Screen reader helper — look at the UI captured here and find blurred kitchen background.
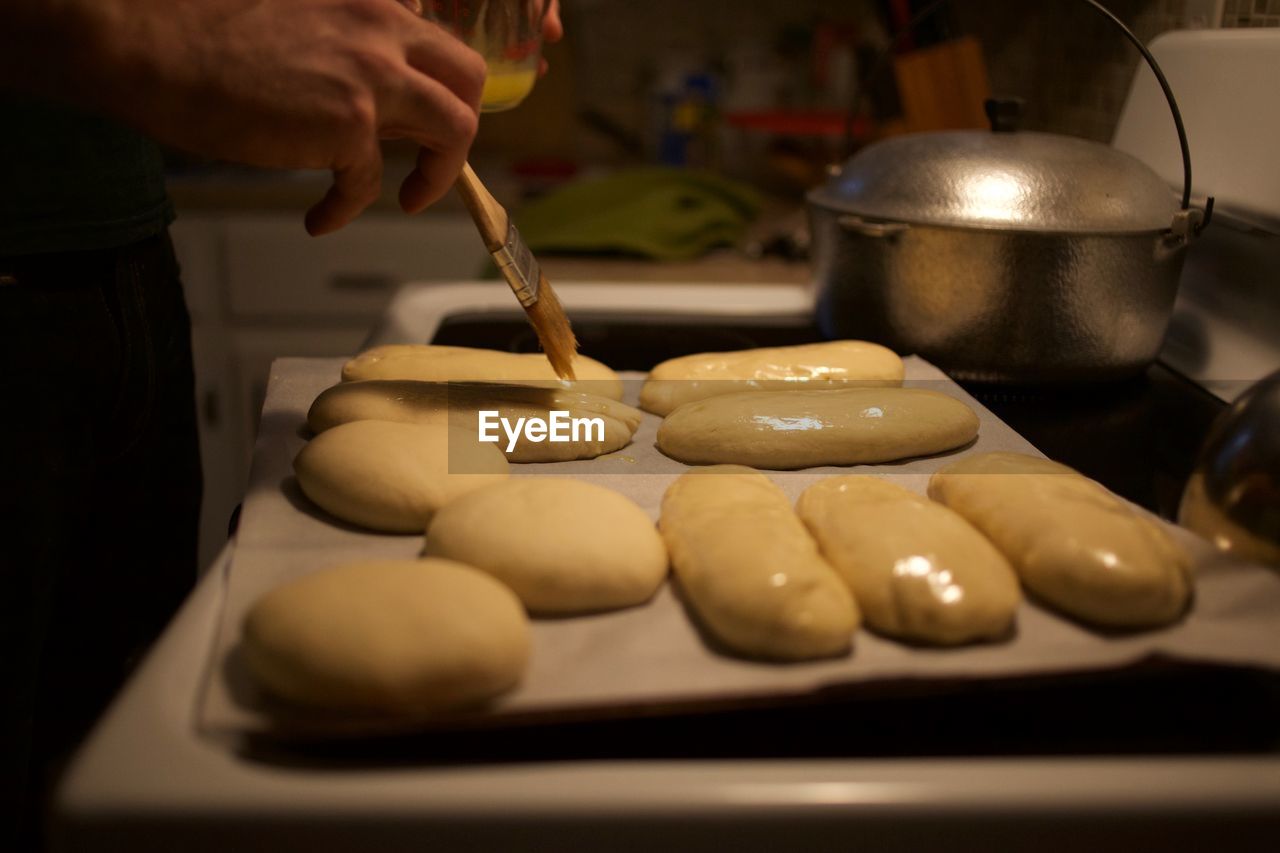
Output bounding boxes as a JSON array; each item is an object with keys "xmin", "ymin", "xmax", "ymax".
[{"xmin": 167, "ymin": 0, "xmax": 1276, "ymax": 571}]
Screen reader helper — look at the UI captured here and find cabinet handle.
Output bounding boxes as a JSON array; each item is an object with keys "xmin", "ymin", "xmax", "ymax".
[
  {"xmin": 328, "ymin": 273, "xmax": 396, "ymax": 291},
  {"xmin": 202, "ymin": 388, "xmax": 220, "ymax": 428}
]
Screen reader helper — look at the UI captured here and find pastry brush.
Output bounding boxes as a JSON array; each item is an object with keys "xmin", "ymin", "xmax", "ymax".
[{"xmin": 454, "ymin": 163, "xmax": 578, "ymax": 379}]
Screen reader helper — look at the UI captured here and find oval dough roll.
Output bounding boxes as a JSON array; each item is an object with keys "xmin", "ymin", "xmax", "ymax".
[
  {"xmin": 242, "ymin": 559, "xmax": 529, "ymax": 713},
  {"xmin": 343, "ymin": 344, "xmax": 624, "ymax": 401},
  {"xmin": 659, "ymin": 465, "xmax": 859, "ymax": 660},
  {"xmin": 424, "ymin": 478, "xmax": 668, "ymax": 613},
  {"xmin": 307, "ymin": 380, "xmax": 642, "ymax": 463},
  {"xmin": 657, "ymin": 388, "xmax": 978, "ymax": 470},
  {"xmin": 797, "ymin": 476, "xmax": 1020, "ymax": 645},
  {"xmin": 928, "ymin": 452, "xmax": 1191, "ymax": 628},
  {"xmin": 641, "ymin": 340, "xmax": 904, "ymax": 416},
  {"xmin": 293, "ymin": 420, "xmax": 508, "ymax": 532}
]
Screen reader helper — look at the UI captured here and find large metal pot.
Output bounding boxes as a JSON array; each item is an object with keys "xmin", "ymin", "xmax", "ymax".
[{"xmin": 809, "ymin": 120, "xmax": 1204, "ymax": 382}]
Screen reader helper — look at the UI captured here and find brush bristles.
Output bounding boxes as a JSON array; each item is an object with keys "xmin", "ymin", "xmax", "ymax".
[{"xmin": 525, "ymin": 274, "xmax": 578, "ymax": 379}]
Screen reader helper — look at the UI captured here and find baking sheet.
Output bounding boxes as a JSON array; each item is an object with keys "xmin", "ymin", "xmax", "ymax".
[{"xmin": 198, "ymin": 357, "xmax": 1280, "ymax": 737}]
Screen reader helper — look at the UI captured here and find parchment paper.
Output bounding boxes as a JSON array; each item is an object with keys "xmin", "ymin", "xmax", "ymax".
[{"xmin": 198, "ymin": 357, "xmax": 1280, "ymax": 737}]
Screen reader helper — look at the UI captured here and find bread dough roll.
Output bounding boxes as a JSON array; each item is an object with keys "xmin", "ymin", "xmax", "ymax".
[
  {"xmin": 424, "ymin": 478, "xmax": 668, "ymax": 613},
  {"xmin": 307, "ymin": 380, "xmax": 642, "ymax": 463},
  {"xmin": 641, "ymin": 340, "xmax": 904, "ymax": 416},
  {"xmin": 797, "ymin": 476, "xmax": 1020, "ymax": 645},
  {"xmin": 242, "ymin": 559, "xmax": 529, "ymax": 713},
  {"xmin": 657, "ymin": 388, "xmax": 978, "ymax": 470},
  {"xmin": 343, "ymin": 344, "xmax": 624, "ymax": 401},
  {"xmin": 659, "ymin": 465, "xmax": 859, "ymax": 660},
  {"xmin": 293, "ymin": 420, "xmax": 508, "ymax": 532},
  {"xmin": 928, "ymin": 452, "xmax": 1192, "ymax": 628}
]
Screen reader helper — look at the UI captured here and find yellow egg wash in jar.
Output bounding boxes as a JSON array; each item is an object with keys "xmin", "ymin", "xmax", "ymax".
[{"xmin": 422, "ymin": 0, "xmax": 547, "ymax": 112}]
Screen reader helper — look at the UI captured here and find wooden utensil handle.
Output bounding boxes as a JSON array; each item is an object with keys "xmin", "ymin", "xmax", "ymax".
[{"xmin": 454, "ymin": 163, "xmax": 508, "ymax": 253}]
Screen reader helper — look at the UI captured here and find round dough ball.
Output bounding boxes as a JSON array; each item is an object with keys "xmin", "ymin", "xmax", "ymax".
[
  {"xmin": 294, "ymin": 420, "xmax": 508, "ymax": 532},
  {"xmin": 241, "ymin": 559, "xmax": 529, "ymax": 713},
  {"xmin": 424, "ymin": 478, "xmax": 669, "ymax": 614}
]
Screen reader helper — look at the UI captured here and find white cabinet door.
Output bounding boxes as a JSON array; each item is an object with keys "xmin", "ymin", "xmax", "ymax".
[
  {"xmin": 224, "ymin": 214, "xmax": 488, "ymax": 321},
  {"xmin": 229, "ymin": 327, "xmax": 370, "ymax": 458},
  {"xmin": 189, "ymin": 326, "xmax": 245, "ymax": 573},
  {"xmin": 169, "ymin": 215, "xmax": 226, "ymax": 325}
]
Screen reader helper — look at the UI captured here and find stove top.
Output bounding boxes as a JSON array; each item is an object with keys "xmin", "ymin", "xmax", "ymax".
[
  {"xmin": 364, "ymin": 281, "xmax": 1273, "ymax": 759},
  {"xmin": 431, "ymin": 313, "xmax": 1226, "ymax": 520}
]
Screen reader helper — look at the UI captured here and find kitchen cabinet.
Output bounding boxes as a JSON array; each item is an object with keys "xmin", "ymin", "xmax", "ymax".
[{"xmin": 169, "ymin": 211, "xmax": 489, "ymax": 571}]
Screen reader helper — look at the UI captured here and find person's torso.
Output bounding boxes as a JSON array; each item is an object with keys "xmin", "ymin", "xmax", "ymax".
[{"xmin": 0, "ymin": 93, "xmax": 173, "ymax": 257}]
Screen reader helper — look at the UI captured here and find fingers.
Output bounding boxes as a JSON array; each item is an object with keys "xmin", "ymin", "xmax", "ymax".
[
  {"xmin": 303, "ymin": 2, "xmax": 489, "ymax": 231},
  {"xmin": 307, "ymin": 10, "xmax": 482, "ymax": 232},
  {"xmin": 380, "ymin": 69, "xmax": 477, "ymax": 214},
  {"xmin": 543, "ymin": 0, "xmax": 564, "ymax": 44},
  {"xmin": 398, "ymin": 134, "xmax": 469, "ymax": 214},
  {"xmin": 306, "ymin": 135, "xmax": 385, "ymax": 236},
  {"xmin": 404, "ymin": 23, "xmax": 487, "ymax": 113},
  {"xmin": 538, "ymin": 1, "xmax": 562, "ymax": 77}
]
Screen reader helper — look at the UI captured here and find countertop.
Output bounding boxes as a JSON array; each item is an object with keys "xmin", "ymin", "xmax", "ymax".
[{"xmin": 165, "ymin": 162, "xmax": 813, "ymax": 287}]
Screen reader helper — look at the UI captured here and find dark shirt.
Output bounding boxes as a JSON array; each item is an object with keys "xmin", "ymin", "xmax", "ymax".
[{"xmin": 0, "ymin": 93, "xmax": 173, "ymax": 256}]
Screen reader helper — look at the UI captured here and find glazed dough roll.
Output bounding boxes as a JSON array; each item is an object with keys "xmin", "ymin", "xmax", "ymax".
[
  {"xmin": 659, "ymin": 465, "xmax": 859, "ymax": 660},
  {"xmin": 242, "ymin": 558, "xmax": 529, "ymax": 713},
  {"xmin": 307, "ymin": 380, "xmax": 643, "ymax": 463},
  {"xmin": 293, "ymin": 420, "xmax": 508, "ymax": 532},
  {"xmin": 343, "ymin": 344, "xmax": 624, "ymax": 401},
  {"xmin": 657, "ymin": 388, "xmax": 978, "ymax": 470},
  {"xmin": 640, "ymin": 340, "xmax": 904, "ymax": 416},
  {"xmin": 797, "ymin": 476, "xmax": 1020, "ymax": 645},
  {"xmin": 928, "ymin": 452, "xmax": 1191, "ymax": 628}
]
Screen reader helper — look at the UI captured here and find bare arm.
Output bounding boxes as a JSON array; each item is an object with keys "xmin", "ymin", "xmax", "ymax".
[{"xmin": 0, "ymin": 0, "xmax": 490, "ymax": 234}]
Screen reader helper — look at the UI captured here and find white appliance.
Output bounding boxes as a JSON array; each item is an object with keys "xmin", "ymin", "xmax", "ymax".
[
  {"xmin": 1114, "ymin": 28, "xmax": 1280, "ymax": 401},
  {"xmin": 53, "ymin": 282, "xmax": 1280, "ymax": 852}
]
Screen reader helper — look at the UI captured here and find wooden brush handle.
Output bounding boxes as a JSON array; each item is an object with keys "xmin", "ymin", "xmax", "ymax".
[{"xmin": 454, "ymin": 163, "xmax": 509, "ymax": 253}]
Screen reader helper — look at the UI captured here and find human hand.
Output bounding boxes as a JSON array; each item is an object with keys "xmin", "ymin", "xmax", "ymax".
[
  {"xmin": 81, "ymin": 0, "xmax": 488, "ymax": 234},
  {"xmin": 397, "ymin": 0, "xmax": 564, "ymax": 213},
  {"xmin": 542, "ymin": 0, "xmax": 565, "ymax": 73}
]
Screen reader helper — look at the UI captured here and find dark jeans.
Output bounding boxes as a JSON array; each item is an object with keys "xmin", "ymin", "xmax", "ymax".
[{"xmin": 0, "ymin": 231, "xmax": 202, "ymax": 850}]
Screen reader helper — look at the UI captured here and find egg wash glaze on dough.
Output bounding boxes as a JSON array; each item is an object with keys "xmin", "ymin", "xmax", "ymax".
[{"xmin": 477, "ymin": 411, "xmax": 606, "ymax": 453}]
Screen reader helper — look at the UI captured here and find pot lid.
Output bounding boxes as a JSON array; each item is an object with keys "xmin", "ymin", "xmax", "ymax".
[{"xmin": 809, "ymin": 130, "xmax": 1181, "ymax": 234}]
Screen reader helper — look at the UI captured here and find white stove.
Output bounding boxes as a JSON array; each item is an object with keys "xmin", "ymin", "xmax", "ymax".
[{"xmin": 54, "ymin": 279, "xmax": 1280, "ymax": 852}]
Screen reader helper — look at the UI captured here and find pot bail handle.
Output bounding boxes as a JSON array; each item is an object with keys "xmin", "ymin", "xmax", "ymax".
[
  {"xmin": 1080, "ymin": 0, "xmax": 1212, "ymax": 236},
  {"xmin": 847, "ymin": 0, "xmax": 1214, "ymax": 236}
]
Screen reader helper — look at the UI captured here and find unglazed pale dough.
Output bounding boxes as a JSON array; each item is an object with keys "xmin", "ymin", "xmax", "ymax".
[
  {"xmin": 640, "ymin": 340, "xmax": 905, "ymax": 416},
  {"xmin": 293, "ymin": 420, "xmax": 508, "ymax": 532},
  {"xmin": 342, "ymin": 344, "xmax": 624, "ymax": 401},
  {"xmin": 658, "ymin": 465, "xmax": 859, "ymax": 660},
  {"xmin": 928, "ymin": 452, "xmax": 1192, "ymax": 628},
  {"xmin": 242, "ymin": 559, "xmax": 529, "ymax": 713},
  {"xmin": 657, "ymin": 388, "xmax": 978, "ymax": 470},
  {"xmin": 307, "ymin": 380, "xmax": 642, "ymax": 463},
  {"xmin": 796, "ymin": 476, "xmax": 1020, "ymax": 645},
  {"xmin": 424, "ymin": 478, "xmax": 668, "ymax": 613}
]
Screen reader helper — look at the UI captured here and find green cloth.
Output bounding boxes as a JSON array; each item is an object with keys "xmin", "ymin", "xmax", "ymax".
[
  {"xmin": 515, "ymin": 167, "xmax": 761, "ymax": 261},
  {"xmin": 0, "ymin": 94, "xmax": 173, "ymax": 256}
]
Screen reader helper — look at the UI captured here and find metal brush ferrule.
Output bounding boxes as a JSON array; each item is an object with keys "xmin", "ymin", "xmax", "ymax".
[{"xmin": 492, "ymin": 221, "xmax": 540, "ymax": 307}]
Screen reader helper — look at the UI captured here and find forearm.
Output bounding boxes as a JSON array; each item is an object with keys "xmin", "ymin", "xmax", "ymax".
[{"xmin": 2, "ymin": 0, "xmax": 490, "ymax": 231}]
